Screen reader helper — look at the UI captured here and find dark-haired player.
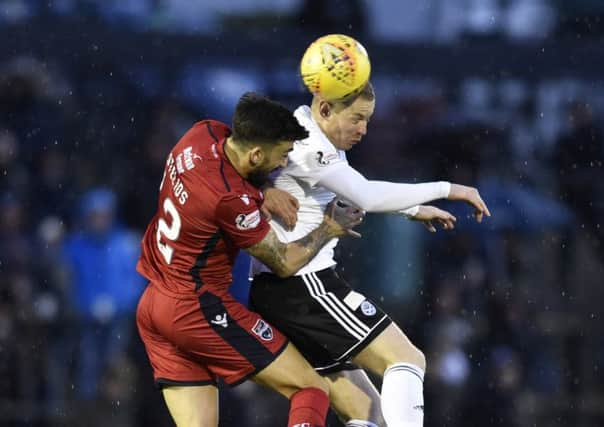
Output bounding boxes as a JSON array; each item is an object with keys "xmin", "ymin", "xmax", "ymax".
[{"xmin": 136, "ymin": 92, "xmax": 363, "ymax": 427}]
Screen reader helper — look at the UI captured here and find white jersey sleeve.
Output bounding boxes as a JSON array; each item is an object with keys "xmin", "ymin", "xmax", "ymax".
[{"xmin": 317, "ymin": 165, "xmax": 451, "ymax": 212}]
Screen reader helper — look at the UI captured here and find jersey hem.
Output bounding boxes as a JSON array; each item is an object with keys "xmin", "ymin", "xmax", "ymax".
[{"xmin": 155, "ymin": 378, "xmax": 217, "ymax": 389}]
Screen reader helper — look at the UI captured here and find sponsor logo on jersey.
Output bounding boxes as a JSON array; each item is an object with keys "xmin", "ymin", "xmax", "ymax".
[
  {"xmin": 316, "ymin": 150, "xmax": 339, "ymax": 166},
  {"xmin": 235, "ymin": 209, "xmax": 261, "ymax": 230},
  {"xmin": 183, "ymin": 146, "xmax": 195, "ymax": 170},
  {"xmin": 210, "ymin": 313, "xmax": 228, "ymax": 328},
  {"xmin": 252, "ymin": 319, "xmax": 273, "ymax": 341},
  {"xmin": 360, "ymin": 300, "xmax": 376, "ymax": 316}
]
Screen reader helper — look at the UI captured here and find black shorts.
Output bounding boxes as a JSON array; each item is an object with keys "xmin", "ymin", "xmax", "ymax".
[{"xmin": 250, "ymin": 268, "xmax": 391, "ymax": 374}]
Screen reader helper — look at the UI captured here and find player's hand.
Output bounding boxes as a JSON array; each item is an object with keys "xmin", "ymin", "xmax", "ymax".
[
  {"xmin": 325, "ymin": 199, "xmax": 365, "ymax": 238},
  {"xmin": 261, "ymin": 187, "xmax": 299, "ymax": 230},
  {"xmin": 447, "ymin": 184, "xmax": 491, "ymax": 223},
  {"xmin": 410, "ymin": 205, "xmax": 457, "ymax": 233}
]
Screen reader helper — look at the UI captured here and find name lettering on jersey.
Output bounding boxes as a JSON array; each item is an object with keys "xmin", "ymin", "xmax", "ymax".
[
  {"xmin": 211, "ymin": 143, "xmax": 218, "ymax": 159},
  {"xmin": 235, "ymin": 209, "xmax": 261, "ymax": 230},
  {"xmin": 175, "ymin": 153, "xmax": 185, "ymax": 174},
  {"xmin": 252, "ymin": 319, "xmax": 273, "ymax": 341},
  {"xmin": 164, "ymin": 153, "xmax": 190, "ymax": 205},
  {"xmin": 240, "ymin": 194, "xmax": 250, "ymax": 205},
  {"xmin": 316, "ymin": 150, "xmax": 338, "ymax": 166}
]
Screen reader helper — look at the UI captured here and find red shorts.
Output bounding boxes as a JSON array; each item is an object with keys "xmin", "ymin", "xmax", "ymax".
[{"xmin": 136, "ymin": 283, "xmax": 288, "ymax": 387}]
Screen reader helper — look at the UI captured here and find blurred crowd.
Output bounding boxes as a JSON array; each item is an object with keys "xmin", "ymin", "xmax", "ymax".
[
  {"xmin": 2, "ymin": 1, "xmax": 604, "ymax": 426},
  {"xmin": 3, "ymin": 0, "xmax": 604, "ymax": 41}
]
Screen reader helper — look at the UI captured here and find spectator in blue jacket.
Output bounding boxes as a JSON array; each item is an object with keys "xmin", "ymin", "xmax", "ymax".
[{"xmin": 63, "ymin": 187, "xmax": 145, "ymax": 400}]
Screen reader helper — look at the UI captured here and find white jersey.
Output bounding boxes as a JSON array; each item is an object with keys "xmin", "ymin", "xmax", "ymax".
[{"xmin": 253, "ymin": 105, "xmax": 348, "ymax": 276}]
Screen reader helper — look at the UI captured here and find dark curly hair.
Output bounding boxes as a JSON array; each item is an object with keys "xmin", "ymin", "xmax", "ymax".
[{"xmin": 232, "ymin": 92, "xmax": 308, "ymax": 145}]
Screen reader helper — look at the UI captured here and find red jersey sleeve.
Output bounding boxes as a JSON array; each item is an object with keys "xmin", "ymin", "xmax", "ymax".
[{"xmin": 215, "ymin": 193, "xmax": 270, "ymax": 248}]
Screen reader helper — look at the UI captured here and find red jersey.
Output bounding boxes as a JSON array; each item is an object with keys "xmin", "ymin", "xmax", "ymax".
[{"xmin": 137, "ymin": 120, "xmax": 270, "ymax": 299}]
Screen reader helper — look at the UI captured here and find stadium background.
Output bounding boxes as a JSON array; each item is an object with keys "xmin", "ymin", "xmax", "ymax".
[{"xmin": 2, "ymin": 0, "xmax": 604, "ymax": 426}]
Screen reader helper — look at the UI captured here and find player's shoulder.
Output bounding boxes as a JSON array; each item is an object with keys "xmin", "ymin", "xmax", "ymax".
[
  {"xmin": 293, "ymin": 131, "xmax": 335, "ymax": 155},
  {"xmin": 173, "ymin": 119, "xmax": 232, "ymax": 188},
  {"xmin": 195, "ymin": 119, "xmax": 230, "ymax": 138},
  {"xmin": 216, "ymin": 190, "xmax": 265, "ymax": 230},
  {"xmin": 181, "ymin": 119, "xmax": 230, "ymax": 149},
  {"xmin": 218, "ymin": 190, "xmax": 261, "ymax": 206},
  {"xmin": 285, "ymin": 106, "xmax": 342, "ymax": 175}
]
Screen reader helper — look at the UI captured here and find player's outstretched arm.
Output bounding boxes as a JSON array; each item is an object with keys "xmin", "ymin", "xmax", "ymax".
[
  {"xmin": 318, "ymin": 164, "xmax": 451, "ymax": 212},
  {"xmin": 245, "ymin": 201, "xmax": 363, "ymax": 278},
  {"xmin": 318, "ymin": 165, "xmax": 491, "ymax": 223}
]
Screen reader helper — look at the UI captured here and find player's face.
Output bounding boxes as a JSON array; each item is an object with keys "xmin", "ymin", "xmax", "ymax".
[
  {"xmin": 327, "ymin": 97, "xmax": 375, "ymax": 151},
  {"xmin": 248, "ymin": 141, "xmax": 294, "ymax": 187}
]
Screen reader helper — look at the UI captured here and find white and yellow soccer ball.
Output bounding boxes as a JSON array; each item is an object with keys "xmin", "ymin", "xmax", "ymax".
[{"xmin": 300, "ymin": 34, "xmax": 371, "ymax": 102}]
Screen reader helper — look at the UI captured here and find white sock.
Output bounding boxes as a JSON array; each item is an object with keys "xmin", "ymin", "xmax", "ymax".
[
  {"xmin": 346, "ymin": 420, "xmax": 379, "ymax": 427},
  {"xmin": 381, "ymin": 363, "xmax": 425, "ymax": 427}
]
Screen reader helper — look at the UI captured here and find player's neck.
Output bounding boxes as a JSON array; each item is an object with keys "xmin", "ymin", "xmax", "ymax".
[
  {"xmin": 310, "ymin": 106, "xmax": 337, "ymax": 148},
  {"xmin": 224, "ymin": 137, "xmax": 250, "ymax": 179}
]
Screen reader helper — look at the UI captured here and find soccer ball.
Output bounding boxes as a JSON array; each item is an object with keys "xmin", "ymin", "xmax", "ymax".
[{"xmin": 300, "ymin": 34, "xmax": 371, "ymax": 101}]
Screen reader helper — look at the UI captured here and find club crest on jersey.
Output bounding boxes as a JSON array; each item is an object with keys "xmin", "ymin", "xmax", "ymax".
[
  {"xmin": 361, "ymin": 300, "xmax": 376, "ymax": 316},
  {"xmin": 235, "ymin": 210, "xmax": 261, "ymax": 230},
  {"xmin": 316, "ymin": 151, "xmax": 338, "ymax": 166},
  {"xmin": 252, "ymin": 319, "xmax": 273, "ymax": 341}
]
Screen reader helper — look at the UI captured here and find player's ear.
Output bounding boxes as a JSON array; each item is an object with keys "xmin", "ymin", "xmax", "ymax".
[
  {"xmin": 319, "ymin": 100, "xmax": 332, "ymax": 119},
  {"xmin": 249, "ymin": 146, "xmax": 264, "ymax": 166}
]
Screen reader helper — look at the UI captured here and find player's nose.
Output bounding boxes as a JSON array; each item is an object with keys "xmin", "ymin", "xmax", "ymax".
[{"xmin": 358, "ymin": 122, "xmax": 367, "ymax": 135}]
